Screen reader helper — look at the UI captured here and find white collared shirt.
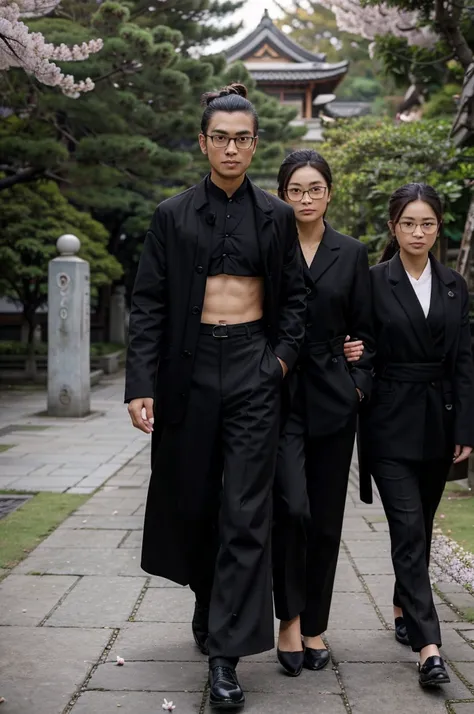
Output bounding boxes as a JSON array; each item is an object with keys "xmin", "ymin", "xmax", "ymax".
[{"xmin": 406, "ymin": 260, "xmax": 432, "ymax": 318}]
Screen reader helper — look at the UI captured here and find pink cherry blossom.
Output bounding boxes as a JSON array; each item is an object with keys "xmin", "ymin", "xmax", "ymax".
[{"xmin": 0, "ymin": 0, "xmax": 102, "ymax": 96}]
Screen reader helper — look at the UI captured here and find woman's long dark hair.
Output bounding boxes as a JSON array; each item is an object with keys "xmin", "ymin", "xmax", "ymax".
[
  {"xmin": 200, "ymin": 83, "xmax": 259, "ymax": 134},
  {"xmin": 277, "ymin": 149, "xmax": 332, "ymax": 200},
  {"xmin": 379, "ymin": 183, "xmax": 443, "ymax": 263}
]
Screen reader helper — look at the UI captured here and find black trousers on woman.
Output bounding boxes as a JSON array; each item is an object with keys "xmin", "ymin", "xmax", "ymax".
[
  {"xmin": 372, "ymin": 457, "xmax": 451, "ymax": 652},
  {"xmin": 273, "ymin": 409, "xmax": 356, "ymax": 636}
]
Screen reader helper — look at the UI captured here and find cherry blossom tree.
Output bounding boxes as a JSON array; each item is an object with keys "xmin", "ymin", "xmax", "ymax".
[{"xmin": 0, "ymin": 0, "xmax": 103, "ymax": 96}]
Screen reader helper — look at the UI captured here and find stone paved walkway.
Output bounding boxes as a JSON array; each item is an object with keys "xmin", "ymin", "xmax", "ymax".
[
  {"xmin": 0, "ymin": 375, "xmax": 148, "ymax": 493},
  {"xmin": 2, "ymin": 430, "xmax": 474, "ymax": 712}
]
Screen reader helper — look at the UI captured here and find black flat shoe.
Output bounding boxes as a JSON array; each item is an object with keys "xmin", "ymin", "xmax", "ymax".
[
  {"xmin": 418, "ymin": 656, "xmax": 450, "ymax": 688},
  {"xmin": 277, "ymin": 648, "xmax": 304, "ymax": 677},
  {"xmin": 304, "ymin": 647, "xmax": 330, "ymax": 671},
  {"xmin": 192, "ymin": 601, "xmax": 209, "ymax": 656},
  {"xmin": 209, "ymin": 665, "xmax": 245, "ymax": 709},
  {"xmin": 394, "ymin": 617, "xmax": 410, "ymax": 647}
]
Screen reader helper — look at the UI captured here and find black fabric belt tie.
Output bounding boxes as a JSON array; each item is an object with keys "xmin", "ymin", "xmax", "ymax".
[
  {"xmin": 301, "ymin": 335, "xmax": 346, "ymax": 358},
  {"xmin": 199, "ymin": 319, "xmax": 264, "ymax": 338},
  {"xmin": 381, "ymin": 362, "xmax": 446, "ymax": 382}
]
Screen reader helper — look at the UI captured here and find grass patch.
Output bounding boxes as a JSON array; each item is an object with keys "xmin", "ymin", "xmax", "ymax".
[
  {"xmin": 462, "ymin": 607, "xmax": 474, "ymax": 623},
  {"xmin": 0, "ymin": 445, "xmax": 14, "ymax": 453},
  {"xmin": 436, "ymin": 484, "xmax": 474, "ymax": 553},
  {"xmin": 0, "ymin": 491, "xmax": 88, "ymax": 573}
]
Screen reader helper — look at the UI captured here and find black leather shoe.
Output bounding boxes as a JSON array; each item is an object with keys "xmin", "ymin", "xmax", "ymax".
[
  {"xmin": 192, "ymin": 602, "xmax": 209, "ymax": 656},
  {"xmin": 304, "ymin": 647, "xmax": 330, "ymax": 671},
  {"xmin": 209, "ymin": 665, "xmax": 245, "ymax": 709},
  {"xmin": 394, "ymin": 617, "xmax": 410, "ymax": 647},
  {"xmin": 418, "ymin": 656, "xmax": 450, "ymax": 687},
  {"xmin": 277, "ymin": 648, "xmax": 304, "ymax": 677}
]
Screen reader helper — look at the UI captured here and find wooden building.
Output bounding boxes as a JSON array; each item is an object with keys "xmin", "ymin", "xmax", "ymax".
[{"xmin": 225, "ymin": 9, "xmax": 349, "ymax": 122}]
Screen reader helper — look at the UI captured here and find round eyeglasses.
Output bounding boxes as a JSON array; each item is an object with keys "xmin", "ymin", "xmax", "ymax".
[
  {"xmin": 285, "ymin": 187, "xmax": 328, "ymax": 202},
  {"xmin": 205, "ymin": 134, "xmax": 257, "ymax": 149},
  {"xmin": 398, "ymin": 221, "xmax": 438, "ymax": 236}
]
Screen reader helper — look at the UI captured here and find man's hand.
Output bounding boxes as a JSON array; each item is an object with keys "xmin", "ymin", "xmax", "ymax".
[
  {"xmin": 344, "ymin": 335, "xmax": 364, "ymax": 363},
  {"xmin": 453, "ymin": 445, "xmax": 472, "ymax": 464},
  {"xmin": 277, "ymin": 357, "xmax": 288, "ymax": 378},
  {"xmin": 128, "ymin": 397, "xmax": 154, "ymax": 434}
]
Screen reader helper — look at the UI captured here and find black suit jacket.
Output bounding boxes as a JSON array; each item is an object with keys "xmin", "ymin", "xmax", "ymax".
[
  {"xmin": 296, "ymin": 222, "xmax": 375, "ymax": 436},
  {"xmin": 124, "ymin": 176, "xmax": 307, "ymax": 424},
  {"xmin": 359, "ymin": 252, "xmax": 474, "ymax": 503}
]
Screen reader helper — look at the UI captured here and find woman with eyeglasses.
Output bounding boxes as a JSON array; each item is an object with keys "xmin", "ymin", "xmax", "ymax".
[
  {"xmin": 358, "ymin": 183, "xmax": 474, "ymax": 687},
  {"xmin": 272, "ymin": 150, "xmax": 375, "ymax": 676}
]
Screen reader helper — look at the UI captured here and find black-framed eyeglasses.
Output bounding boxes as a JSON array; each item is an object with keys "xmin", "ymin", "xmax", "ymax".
[
  {"xmin": 397, "ymin": 220, "xmax": 438, "ymax": 236},
  {"xmin": 205, "ymin": 134, "xmax": 257, "ymax": 149},
  {"xmin": 285, "ymin": 187, "xmax": 328, "ymax": 202}
]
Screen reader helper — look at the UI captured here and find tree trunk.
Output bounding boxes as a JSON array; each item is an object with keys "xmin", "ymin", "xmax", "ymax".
[
  {"xmin": 24, "ymin": 311, "xmax": 37, "ymax": 381},
  {"xmin": 456, "ymin": 190, "xmax": 474, "ymax": 280},
  {"xmin": 435, "ymin": 0, "xmax": 474, "ymax": 71}
]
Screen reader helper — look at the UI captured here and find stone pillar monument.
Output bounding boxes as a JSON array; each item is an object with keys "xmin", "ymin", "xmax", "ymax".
[{"xmin": 47, "ymin": 234, "xmax": 90, "ymax": 417}]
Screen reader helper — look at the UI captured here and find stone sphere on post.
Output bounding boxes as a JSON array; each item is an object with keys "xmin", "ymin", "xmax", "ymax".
[
  {"xmin": 57, "ymin": 234, "xmax": 81, "ymax": 256},
  {"xmin": 47, "ymin": 233, "xmax": 91, "ymax": 417}
]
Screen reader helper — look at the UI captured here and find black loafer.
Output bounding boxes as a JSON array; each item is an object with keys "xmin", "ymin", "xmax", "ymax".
[
  {"xmin": 395, "ymin": 617, "xmax": 410, "ymax": 647},
  {"xmin": 277, "ymin": 648, "xmax": 304, "ymax": 677},
  {"xmin": 209, "ymin": 665, "xmax": 245, "ymax": 709},
  {"xmin": 418, "ymin": 656, "xmax": 450, "ymax": 688},
  {"xmin": 192, "ymin": 601, "xmax": 209, "ymax": 656},
  {"xmin": 304, "ymin": 647, "xmax": 330, "ymax": 671}
]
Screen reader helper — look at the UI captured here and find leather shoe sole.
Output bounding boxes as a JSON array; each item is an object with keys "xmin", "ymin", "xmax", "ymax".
[{"xmin": 209, "ymin": 693, "xmax": 245, "ymax": 709}]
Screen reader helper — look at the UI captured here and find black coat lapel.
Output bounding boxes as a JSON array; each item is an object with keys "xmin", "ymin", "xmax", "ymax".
[
  {"xmin": 430, "ymin": 254, "xmax": 458, "ymax": 355},
  {"xmin": 309, "ymin": 222, "xmax": 340, "ymax": 283},
  {"xmin": 388, "ymin": 253, "xmax": 435, "ymax": 358}
]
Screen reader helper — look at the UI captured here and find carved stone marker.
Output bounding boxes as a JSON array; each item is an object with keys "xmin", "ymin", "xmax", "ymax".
[{"xmin": 47, "ymin": 234, "xmax": 90, "ymax": 417}]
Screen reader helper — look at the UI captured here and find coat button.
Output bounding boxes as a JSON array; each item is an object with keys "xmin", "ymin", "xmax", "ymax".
[
  {"xmin": 181, "ymin": 350, "xmax": 192, "ymax": 358},
  {"xmin": 306, "ymin": 322, "xmax": 313, "ymax": 328},
  {"xmin": 191, "ymin": 306, "xmax": 201, "ymax": 315},
  {"xmin": 430, "ymin": 382, "xmax": 436, "ymax": 387},
  {"xmin": 332, "ymin": 357, "xmax": 338, "ymax": 363},
  {"xmin": 195, "ymin": 265, "xmax": 203, "ymax": 274},
  {"xmin": 445, "ymin": 403, "xmax": 453, "ymax": 411},
  {"xmin": 448, "ymin": 290, "xmax": 455, "ymax": 298},
  {"xmin": 305, "ymin": 287, "xmax": 312, "ymax": 295}
]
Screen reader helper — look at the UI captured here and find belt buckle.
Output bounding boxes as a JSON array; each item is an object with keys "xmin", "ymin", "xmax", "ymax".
[{"xmin": 212, "ymin": 324, "xmax": 229, "ymax": 339}]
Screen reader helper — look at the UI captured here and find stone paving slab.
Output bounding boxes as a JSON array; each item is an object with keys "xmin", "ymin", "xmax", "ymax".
[
  {"xmin": 107, "ymin": 622, "xmax": 207, "ymax": 663},
  {"xmin": 328, "ymin": 592, "xmax": 383, "ymax": 629},
  {"xmin": 451, "ymin": 703, "xmax": 474, "ymax": 713},
  {"xmin": 203, "ymin": 691, "xmax": 347, "ymax": 714},
  {"xmin": 45, "ymin": 576, "xmax": 146, "ymax": 627},
  {"xmin": 350, "ymin": 557, "xmax": 395, "ymax": 575},
  {"xmin": 0, "ymin": 626, "xmax": 111, "ymax": 714},
  {"xmin": 15, "ymin": 546, "xmax": 143, "ymax": 576},
  {"xmin": 135, "ymin": 587, "xmax": 196, "ymax": 622},
  {"xmin": 87, "ymin": 661, "xmax": 207, "ymax": 692},
  {"xmin": 39, "ymin": 528, "xmax": 127, "ymax": 549},
  {"xmin": 340, "ymin": 662, "xmax": 472, "ymax": 711},
  {"xmin": 72, "ymin": 691, "xmax": 203, "ymax": 714},
  {"xmin": 0, "ymin": 574, "xmax": 78, "ymax": 626},
  {"xmin": 327, "ymin": 628, "xmax": 415, "ymax": 663},
  {"xmin": 58, "ymin": 515, "xmax": 144, "ymax": 530}
]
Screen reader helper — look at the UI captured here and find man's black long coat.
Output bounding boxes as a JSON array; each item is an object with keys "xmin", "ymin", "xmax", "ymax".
[
  {"xmin": 124, "ymin": 176, "xmax": 307, "ymax": 583},
  {"xmin": 359, "ymin": 252, "xmax": 474, "ymax": 504}
]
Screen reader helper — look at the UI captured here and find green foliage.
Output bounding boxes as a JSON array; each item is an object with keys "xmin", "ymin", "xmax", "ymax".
[
  {"xmin": 320, "ymin": 117, "xmax": 474, "ymax": 260},
  {"xmin": 423, "ymin": 83, "xmax": 463, "ymax": 119},
  {"xmin": 0, "ymin": 181, "xmax": 123, "ymax": 316}
]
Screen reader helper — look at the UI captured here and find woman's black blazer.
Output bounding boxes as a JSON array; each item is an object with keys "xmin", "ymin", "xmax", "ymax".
[{"xmin": 359, "ymin": 252, "xmax": 474, "ymax": 503}]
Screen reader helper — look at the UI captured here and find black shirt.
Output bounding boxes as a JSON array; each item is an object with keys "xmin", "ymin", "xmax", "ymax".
[{"xmin": 206, "ymin": 176, "xmax": 262, "ymax": 277}]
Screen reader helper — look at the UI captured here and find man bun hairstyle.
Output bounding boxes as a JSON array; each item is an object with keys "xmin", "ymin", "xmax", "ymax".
[{"xmin": 200, "ymin": 82, "xmax": 259, "ymax": 134}]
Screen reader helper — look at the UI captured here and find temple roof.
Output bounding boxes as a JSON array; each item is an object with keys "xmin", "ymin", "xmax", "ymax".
[
  {"xmin": 226, "ymin": 9, "xmax": 327, "ymax": 64},
  {"xmin": 245, "ymin": 60, "xmax": 349, "ymax": 83}
]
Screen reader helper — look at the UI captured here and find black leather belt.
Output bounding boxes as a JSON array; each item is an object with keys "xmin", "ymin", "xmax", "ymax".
[
  {"xmin": 199, "ymin": 319, "xmax": 264, "ymax": 338},
  {"xmin": 381, "ymin": 362, "xmax": 445, "ymax": 382}
]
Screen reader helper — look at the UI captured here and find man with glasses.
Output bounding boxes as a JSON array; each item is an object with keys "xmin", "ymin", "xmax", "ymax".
[{"xmin": 125, "ymin": 84, "xmax": 306, "ymax": 709}]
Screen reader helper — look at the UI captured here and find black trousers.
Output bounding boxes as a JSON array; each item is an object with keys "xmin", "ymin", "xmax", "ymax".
[
  {"xmin": 273, "ymin": 407, "xmax": 356, "ymax": 636},
  {"xmin": 372, "ymin": 457, "xmax": 450, "ymax": 652},
  {"xmin": 167, "ymin": 321, "xmax": 282, "ymax": 659}
]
